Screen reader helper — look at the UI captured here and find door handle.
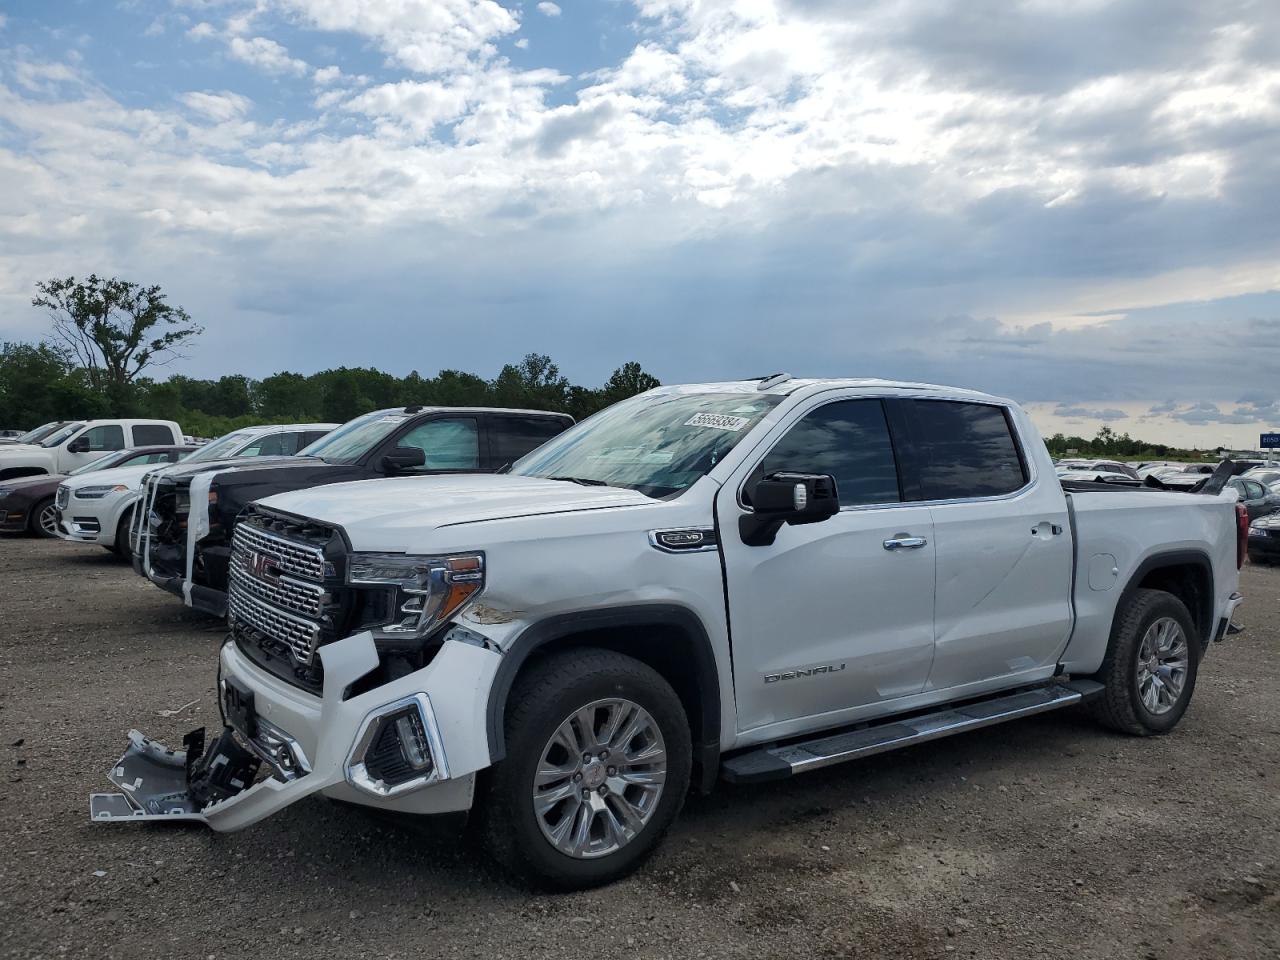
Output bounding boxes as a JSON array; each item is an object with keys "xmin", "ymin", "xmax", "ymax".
[{"xmin": 883, "ymin": 536, "xmax": 928, "ymax": 550}]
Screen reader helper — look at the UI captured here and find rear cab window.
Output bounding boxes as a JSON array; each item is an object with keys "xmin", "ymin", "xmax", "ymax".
[
  {"xmin": 890, "ymin": 399, "xmax": 1028, "ymax": 501},
  {"xmin": 132, "ymin": 424, "xmax": 176, "ymax": 446},
  {"xmin": 488, "ymin": 414, "xmax": 571, "ymax": 468}
]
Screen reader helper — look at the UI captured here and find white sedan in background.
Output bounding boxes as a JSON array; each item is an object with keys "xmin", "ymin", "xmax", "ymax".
[{"xmin": 56, "ymin": 422, "xmax": 336, "ymax": 557}]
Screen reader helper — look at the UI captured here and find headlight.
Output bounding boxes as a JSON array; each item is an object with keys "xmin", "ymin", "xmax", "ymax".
[
  {"xmin": 0, "ymin": 486, "xmax": 11, "ymax": 497},
  {"xmin": 74, "ymin": 484, "xmax": 129, "ymax": 500},
  {"xmin": 348, "ymin": 552, "xmax": 484, "ymax": 639}
]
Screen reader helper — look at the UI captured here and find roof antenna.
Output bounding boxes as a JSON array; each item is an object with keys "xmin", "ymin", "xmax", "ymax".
[{"xmin": 755, "ymin": 373, "xmax": 792, "ymax": 391}]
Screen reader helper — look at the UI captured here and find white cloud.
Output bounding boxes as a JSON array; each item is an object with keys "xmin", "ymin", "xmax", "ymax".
[
  {"xmin": 1, "ymin": 0, "xmax": 1278, "ymax": 424},
  {"xmin": 227, "ymin": 35, "xmax": 309, "ymax": 75},
  {"xmin": 313, "ymin": 65, "xmax": 342, "ymax": 85},
  {"xmin": 536, "ymin": 2, "xmax": 561, "ymax": 17},
  {"xmin": 273, "ymin": 0, "xmax": 520, "ymax": 74},
  {"xmin": 179, "ymin": 90, "xmax": 253, "ymax": 122},
  {"xmin": 514, "ymin": 37, "xmax": 529, "ymax": 49}
]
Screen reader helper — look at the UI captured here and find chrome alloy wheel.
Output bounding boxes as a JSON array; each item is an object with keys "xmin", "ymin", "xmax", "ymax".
[
  {"xmin": 37, "ymin": 502, "xmax": 59, "ymax": 537},
  {"xmin": 531, "ymin": 698, "xmax": 667, "ymax": 860},
  {"xmin": 1136, "ymin": 617, "xmax": 1189, "ymax": 715}
]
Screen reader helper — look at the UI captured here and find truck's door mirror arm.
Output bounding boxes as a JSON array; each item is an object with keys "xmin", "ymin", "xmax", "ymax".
[{"xmin": 739, "ymin": 472, "xmax": 839, "ymax": 546}]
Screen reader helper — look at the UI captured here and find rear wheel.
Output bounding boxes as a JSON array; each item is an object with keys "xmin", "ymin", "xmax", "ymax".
[
  {"xmin": 29, "ymin": 497, "xmax": 59, "ymax": 538},
  {"xmin": 1088, "ymin": 588, "xmax": 1200, "ymax": 735},
  {"xmin": 478, "ymin": 648, "xmax": 691, "ymax": 890}
]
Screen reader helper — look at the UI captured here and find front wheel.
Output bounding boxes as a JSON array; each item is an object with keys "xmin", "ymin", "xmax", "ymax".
[
  {"xmin": 477, "ymin": 648, "xmax": 691, "ymax": 890},
  {"xmin": 112, "ymin": 506, "xmax": 134, "ymax": 559},
  {"xmin": 29, "ymin": 497, "xmax": 59, "ymax": 538},
  {"xmin": 1088, "ymin": 588, "xmax": 1200, "ymax": 735}
]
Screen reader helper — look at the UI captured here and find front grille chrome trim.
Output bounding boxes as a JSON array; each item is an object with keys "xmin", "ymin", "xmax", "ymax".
[
  {"xmin": 232, "ymin": 523, "xmax": 326, "ymax": 582},
  {"xmin": 229, "ymin": 559, "xmax": 325, "ymax": 619},
  {"xmin": 228, "ymin": 588, "xmax": 321, "ymax": 666}
]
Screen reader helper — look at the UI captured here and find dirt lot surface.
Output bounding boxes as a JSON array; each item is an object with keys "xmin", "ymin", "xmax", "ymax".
[{"xmin": 1, "ymin": 537, "xmax": 1278, "ymax": 959}]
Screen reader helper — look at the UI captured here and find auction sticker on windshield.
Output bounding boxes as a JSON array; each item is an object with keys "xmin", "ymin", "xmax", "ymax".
[{"xmin": 685, "ymin": 413, "xmax": 751, "ymax": 431}]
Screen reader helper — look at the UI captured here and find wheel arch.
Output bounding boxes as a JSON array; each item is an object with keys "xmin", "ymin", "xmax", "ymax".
[
  {"xmin": 486, "ymin": 604, "xmax": 722, "ymax": 794},
  {"xmin": 1118, "ymin": 550, "xmax": 1214, "ymax": 648}
]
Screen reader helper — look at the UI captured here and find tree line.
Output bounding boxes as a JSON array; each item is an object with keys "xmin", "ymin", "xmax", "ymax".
[
  {"xmin": 1044, "ymin": 426, "xmax": 1211, "ymax": 462},
  {"xmin": 0, "ymin": 342, "xmax": 660, "ymax": 437},
  {"xmin": 0, "ymin": 275, "xmax": 660, "ymax": 436},
  {"xmin": 0, "ymin": 275, "xmax": 1217, "ymax": 457}
]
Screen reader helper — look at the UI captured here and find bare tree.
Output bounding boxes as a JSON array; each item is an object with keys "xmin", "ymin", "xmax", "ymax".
[{"xmin": 32, "ymin": 275, "xmax": 203, "ymax": 396}]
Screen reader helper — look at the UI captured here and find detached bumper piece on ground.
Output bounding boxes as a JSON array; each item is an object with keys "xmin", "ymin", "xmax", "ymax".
[{"xmin": 90, "ymin": 727, "xmax": 261, "ymax": 822}]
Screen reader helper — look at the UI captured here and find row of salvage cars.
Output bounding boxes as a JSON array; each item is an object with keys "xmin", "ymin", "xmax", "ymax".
[{"xmin": 1054, "ymin": 457, "xmax": 1280, "ymax": 564}]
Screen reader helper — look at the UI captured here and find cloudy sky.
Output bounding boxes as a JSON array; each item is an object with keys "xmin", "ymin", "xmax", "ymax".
[{"xmin": 1, "ymin": 0, "xmax": 1278, "ymax": 446}]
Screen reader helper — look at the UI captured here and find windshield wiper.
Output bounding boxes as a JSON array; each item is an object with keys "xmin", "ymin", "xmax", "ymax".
[{"xmin": 546, "ymin": 475, "xmax": 610, "ymax": 487}]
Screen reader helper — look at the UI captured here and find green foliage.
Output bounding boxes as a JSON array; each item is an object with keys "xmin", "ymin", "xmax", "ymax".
[
  {"xmin": 1044, "ymin": 428, "xmax": 1212, "ymax": 462},
  {"xmin": 0, "ymin": 341, "xmax": 108, "ymax": 427},
  {"xmin": 32, "ymin": 275, "xmax": 203, "ymax": 413},
  {"xmin": 0, "ymin": 343, "xmax": 663, "ymax": 436}
]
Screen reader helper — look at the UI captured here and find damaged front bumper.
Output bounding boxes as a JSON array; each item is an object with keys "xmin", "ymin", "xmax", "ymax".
[{"xmin": 91, "ymin": 630, "xmax": 501, "ymax": 831}]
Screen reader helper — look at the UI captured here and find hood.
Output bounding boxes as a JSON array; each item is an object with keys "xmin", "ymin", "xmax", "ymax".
[
  {"xmin": 145, "ymin": 455, "xmax": 303, "ymax": 482},
  {"xmin": 61, "ymin": 463, "xmax": 157, "ymax": 491},
  {"xmin": 259, "ymin": 474, "xmax": 657, "ymax": 540},
  {"xmin": 0, "ymin": 473, "xmax": 67, "ymax": 494},
  {"xmin": 0, "ymin": 444, "xmax": 49, "ymax": 458}
]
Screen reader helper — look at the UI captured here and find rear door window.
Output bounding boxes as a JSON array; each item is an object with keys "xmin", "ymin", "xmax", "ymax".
[
  {"xmin": 132, "ymin": 424, "xmax": 175, "ymax": 445},
  {"xmin": 892, "ymin": 400, "xmax": 1028, "ymax": 500},
  {"xmin": 490, "ymin": 415, "xmax": 570, "ymax": 468},
  {"xmin": 395, "ymin": 418, "xmax": 480, "ymax": 471},
  {"xmin": 748, "ymin": 399, "xmax": 901, "ymax": 507}
]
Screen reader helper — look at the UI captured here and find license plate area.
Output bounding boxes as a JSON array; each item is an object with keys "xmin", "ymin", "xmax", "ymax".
[{"xmin": 223, "ymin": 676, "xmax": 257, "ymax": 740}]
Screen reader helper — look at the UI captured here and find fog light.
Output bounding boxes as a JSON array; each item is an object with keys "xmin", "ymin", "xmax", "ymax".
[
  {"xmin": 394, "ymin": 714, "xmax": 430, "ymax": 771},
  {"xmin": 345, "ymin": 694, "xmax": 449, "ymax": 798}
]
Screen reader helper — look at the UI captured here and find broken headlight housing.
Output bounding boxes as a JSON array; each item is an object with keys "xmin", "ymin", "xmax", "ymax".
[{"xmin": 348, "ymin": 552, "xmax": 484, "ymax": 640}]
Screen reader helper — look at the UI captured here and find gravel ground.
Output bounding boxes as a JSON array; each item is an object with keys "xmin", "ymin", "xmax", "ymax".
[{"xmin": 1, "ymin": 536, "xmax": 1278, "ymax": 959}]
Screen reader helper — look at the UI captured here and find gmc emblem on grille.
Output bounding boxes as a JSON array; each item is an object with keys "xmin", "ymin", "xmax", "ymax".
[{"xmin": 248, "ymin": 551, "xmax": 281, "ymax": 584}]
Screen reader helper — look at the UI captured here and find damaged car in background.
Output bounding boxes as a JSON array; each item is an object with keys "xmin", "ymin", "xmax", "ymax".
[{"xmin": 130, "ymin": 407, "xmax": 572, "ymax": 616}]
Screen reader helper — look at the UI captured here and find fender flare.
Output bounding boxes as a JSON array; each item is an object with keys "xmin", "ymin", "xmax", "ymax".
[
  {"xmin": 485, "ymin": 604, "xmax": 722, "ymax": 790},
  {"xmin": 1116, "ymin": 549, "xmax": 1215, "ymax": 643}
]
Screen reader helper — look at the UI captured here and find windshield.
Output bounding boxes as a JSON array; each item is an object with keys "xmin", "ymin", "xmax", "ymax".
[
  {"xmin": 183, "ymin": 431, "xmax": 256, "ymax": 463},
  {"xmin": 39, "ymin": 422, "xmax": 86, "ymax": 448},
  {"xmin": 298, "ymin": 409, "xmax": 409, "ymax": 464},
  {"xmin": 69, "ymin": 452, "xmax": 124, "ymax": 476},
  {"xmin": 17, "ymin": 421, "xmax": 64, "ymax": 444},
  {"xmin": 511, "ymin": 392, "xmax": 781, "ymax": 498}
]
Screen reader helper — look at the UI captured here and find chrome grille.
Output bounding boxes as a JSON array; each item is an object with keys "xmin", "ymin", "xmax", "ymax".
[
  {"xmin": 228, "ymin": 587, "xmax": 321, "ymax": 666},
  {"xmin": 232, "ymin": 523, "xmax": 325, "ymax": 581},
  {"xmin": 229, "ymin": 557, "xmax": 325, "ymax": 619},
  {"xmin": 55, "ymin": 486, "xmax": 70, "ymax": 510}
]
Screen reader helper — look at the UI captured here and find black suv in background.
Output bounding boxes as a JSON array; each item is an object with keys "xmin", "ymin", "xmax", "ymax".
[{"xmin": 133, "ymin": 406, "xmax": 573, "ymax": 615}]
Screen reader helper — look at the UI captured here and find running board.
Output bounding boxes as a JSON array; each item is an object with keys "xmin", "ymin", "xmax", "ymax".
[{"xmin": 721, "ymin": 679, "xmax": 1104, "ymax": 784}]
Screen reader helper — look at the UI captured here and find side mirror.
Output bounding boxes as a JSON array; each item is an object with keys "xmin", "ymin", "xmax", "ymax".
[
  {"xmin": 67, "ymin": 437, "xmax": 90, "ymax": 453},
  {"xmin": 381, "ymin": 446, "xmax": 427, "ymax": 472},
  {"xmin": 740, "ymin": 472, "xmax": 839, "ymax": 546}
]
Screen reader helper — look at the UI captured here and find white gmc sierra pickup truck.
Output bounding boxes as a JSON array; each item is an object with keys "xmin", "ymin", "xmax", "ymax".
[{"xmin": 93, "ymin": 377, "xmax": 1246, "ymax": 890}]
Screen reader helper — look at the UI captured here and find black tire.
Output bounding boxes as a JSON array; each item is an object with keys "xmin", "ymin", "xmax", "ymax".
[
  {"xmin": 1088, "ymin": 588, "xmax": 1200, "ymax": 735},
  {"xmin": 112, "ymin": 506, "xmax": 134, "ymax": 559},
  {"xmin": 477, "ymin": 647, "xmax": 691, "ymax": 891},
  {"xmin": 28, "ymin": 497, "xmax": 58, "ymax": 538}
]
